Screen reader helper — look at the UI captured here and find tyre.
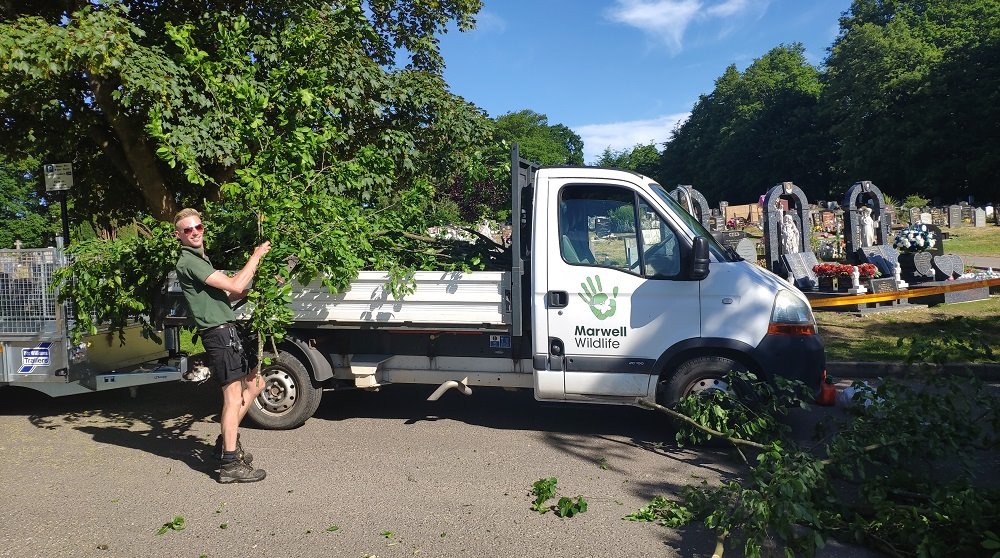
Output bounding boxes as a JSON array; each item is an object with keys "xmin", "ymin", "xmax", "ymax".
[
  {"xmin": 659, "ymin": 355, "xmax": 748, "ymax": 407},
  {"xmin": 246, "ymin": 350, "xmax": 323, "ymax": 430}
]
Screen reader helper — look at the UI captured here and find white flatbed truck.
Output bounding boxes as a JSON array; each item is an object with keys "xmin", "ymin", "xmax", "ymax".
[{"xmin": 162, "ymin": 147, "xmax": 825, "ymax": 429}]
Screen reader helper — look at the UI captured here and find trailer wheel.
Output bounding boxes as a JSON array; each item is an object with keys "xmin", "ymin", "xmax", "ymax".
[
  {"xmin": 247, "ymin": 350, "xmax": 322, "ymax": 430},
  {"xmin": 659, "ymin": 356, "xmax": 748, "ymax": 407}
]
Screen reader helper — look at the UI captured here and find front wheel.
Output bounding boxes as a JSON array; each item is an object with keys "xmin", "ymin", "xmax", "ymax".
[
  {"xmin": 247, "ymin": 350, "xmax": 322, "ymax": 430},
  {"xmin": 659, "ymin": 356, "xmax": 748, "ymax": 407}
]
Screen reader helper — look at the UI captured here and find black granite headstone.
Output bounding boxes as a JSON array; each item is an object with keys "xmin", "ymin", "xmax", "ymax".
[
  {"xmin": 948, "ymin": 205, "xmax": 962, "ymax": 228},
  {"xmin": 868, "ymin": 277, "xmax": 897, "ymax": 294},
  {"xmin": 859, "ymin": 245, "xmax": 899, "ymax": 278},
  {"xmin": 713, "ymin": 230, "xmax": 746, "ymax": 249},
  {"xmin": 780, "ymin": 252, "xmax": 820, "ymax": 291}
]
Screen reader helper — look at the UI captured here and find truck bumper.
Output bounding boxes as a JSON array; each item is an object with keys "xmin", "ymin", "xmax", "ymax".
[{"xmin": 752, "ymin": 333, "xmax": 826, "ymax": 393}]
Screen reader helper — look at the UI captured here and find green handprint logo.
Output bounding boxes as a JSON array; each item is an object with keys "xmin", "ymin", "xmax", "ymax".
[{"xmin": 580, "ymin": 275, "xmax": 618, "ymax": 320}]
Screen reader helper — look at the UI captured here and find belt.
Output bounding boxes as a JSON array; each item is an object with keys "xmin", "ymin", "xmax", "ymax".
[{"xmin": 200, "ymin": 322, "xmax": 233, "ymax": 335}]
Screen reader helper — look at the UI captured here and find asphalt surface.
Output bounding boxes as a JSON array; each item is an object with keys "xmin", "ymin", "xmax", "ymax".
[{"xmin": 0, "ymin": 381, "xmax": 882, "ymax": 558}]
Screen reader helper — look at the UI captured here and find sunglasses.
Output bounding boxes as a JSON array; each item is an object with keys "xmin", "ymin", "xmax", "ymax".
[{"xmin": 181, "ymin": 223, "xmax": 204, "ymax": 235}]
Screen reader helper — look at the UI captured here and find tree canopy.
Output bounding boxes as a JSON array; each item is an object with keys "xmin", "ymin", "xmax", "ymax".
[{"xmin": 494, "ymin": 109, "xmax": 584, "ymax": 166}]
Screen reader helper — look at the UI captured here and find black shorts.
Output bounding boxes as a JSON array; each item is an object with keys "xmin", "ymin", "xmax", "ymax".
[{"xmin": 201, "ymin": 324, "xmax": 259, "ymax": 386}]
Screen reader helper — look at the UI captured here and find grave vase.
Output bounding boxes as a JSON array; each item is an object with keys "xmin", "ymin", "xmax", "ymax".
[
  {"xmin": 837, "ymin": 274, "xmax": 852, "ymax": 293},
  {"xmin": 817, "ymin": 276, "xmax": 838, "ymax": 292}
]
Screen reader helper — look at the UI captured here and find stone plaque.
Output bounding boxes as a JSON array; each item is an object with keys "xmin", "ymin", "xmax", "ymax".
[
  {"xmin": 781, "ymin": 251, "xmax": 820, "ymax": 291},
  {"xmin": 735, "ymin": 237, "xmax": 759, "ymax": 263},
  {"xmin": 932, "ymin": 255, "xmax": 956, "ymax": 279},
  {"xmin": 930, "ymin": 208, "xmax": 946, "ymax": 226},
  {"xmin": 908, "ymin": 207, "xmax": 921, "ymax": 224},
  {"xmin": 713, "ymin": 230, "xmax": 746, "ymax": 249},
  {"xmin": 821, "ymin": 211, "xmax": 836, "ymax": 232},
  {"xmin": 868, "ymin": 277, "xmax": 897, "ymax": 294},
  {"xmin": 948, "ymin": 205, "xmax": 962, "ymax": 227},
  {"xmin": 859, "ymin": 245, "xmax": 898, "ymax": 278}
]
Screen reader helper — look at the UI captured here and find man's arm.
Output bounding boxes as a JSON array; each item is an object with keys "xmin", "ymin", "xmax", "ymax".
[{"xmin": 204, "ymin": 241, "xmax": 271, "ymax": 296}]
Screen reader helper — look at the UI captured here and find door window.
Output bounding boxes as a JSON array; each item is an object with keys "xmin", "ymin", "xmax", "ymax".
[{"xmin": 558, "ymin": 185, "xmax": 680, "ymax": 278}]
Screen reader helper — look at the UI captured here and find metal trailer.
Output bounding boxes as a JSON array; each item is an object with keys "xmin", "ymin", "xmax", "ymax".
[{"xmin": 0, "ymin": 242, "xmax": 186, "ymax": 397}]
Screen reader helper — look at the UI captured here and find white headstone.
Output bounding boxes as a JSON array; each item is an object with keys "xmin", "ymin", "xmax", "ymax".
[
  {"xmin": 974, "ymin": 208, "xmax": 986, "ymax": 227},
  {"xmin": 920, "ymin": 212, "xmax": 932, "ymax": 224}
]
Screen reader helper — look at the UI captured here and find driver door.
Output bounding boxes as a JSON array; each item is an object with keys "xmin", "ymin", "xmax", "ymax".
[{"xmin": 544, "ymin": 182, "xmax": 701, "ymax": 397}]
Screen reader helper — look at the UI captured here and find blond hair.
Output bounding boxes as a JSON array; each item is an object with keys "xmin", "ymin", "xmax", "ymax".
[{"xmin": 173, "ymin": 208, "xmax": 202, "ymax": 227}]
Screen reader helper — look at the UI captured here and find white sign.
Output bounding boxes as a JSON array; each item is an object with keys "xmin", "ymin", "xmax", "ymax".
[
  {"xmin": 22, "ymin": 347, "xmax": 50, "ymax": 366},
  {"xmin": 44, "ymin": 162, "xmax": 74, "ymax": 192}
]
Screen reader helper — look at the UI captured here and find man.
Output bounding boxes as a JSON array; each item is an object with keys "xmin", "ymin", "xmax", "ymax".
[{"xmin": 174, "ymin": 208, "xmax": 271, "ymax": 483}]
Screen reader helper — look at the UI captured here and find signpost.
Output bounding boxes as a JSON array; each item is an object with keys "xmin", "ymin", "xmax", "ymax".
[{"xmin": 44, "ymin": 163, "xmax": 73, "ymax": 245}]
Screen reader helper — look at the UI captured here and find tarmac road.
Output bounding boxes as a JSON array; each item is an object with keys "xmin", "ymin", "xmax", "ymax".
[{"xmin": 0, "ymin": 381, "xmax": 879, "ymax": 558}]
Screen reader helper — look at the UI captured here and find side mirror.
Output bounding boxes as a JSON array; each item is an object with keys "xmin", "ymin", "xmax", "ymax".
[{"xmin": 690, "ymin": 236, "xmax": 710, "ymax": 280}]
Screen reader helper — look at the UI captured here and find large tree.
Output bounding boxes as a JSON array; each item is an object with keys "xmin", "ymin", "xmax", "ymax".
[
  {"xmin": 824, "ymin": 0, "xmax": 1000, "ymax": 202},
  {"xmin": 2, "ymin": 1, "xmax": 501, "ymax": 341},
  {"xmin": 0, "ymin": 156, "xmax": 59, "ymax": 248},
  {"xmin": 494, "ymin": 109, "xmax": 584, "ymax": 166},
  {"xmin": 594, "ymin": 142, "xmax": 662, "ymax": 181},
  {"xmin": 659, "ymin": 44, "xmax": 833, "ymax": 204}
]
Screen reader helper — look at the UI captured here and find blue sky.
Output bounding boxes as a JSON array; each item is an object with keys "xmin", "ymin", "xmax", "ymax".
[{"xmin": 438, "ymin": 0, "xmax": 852, "ymax": 163}]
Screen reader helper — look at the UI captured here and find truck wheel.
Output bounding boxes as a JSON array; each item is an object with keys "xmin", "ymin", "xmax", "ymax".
[
  {"xmin": 659, "ymin": 356, "xmax": 747, "ymax": 407},
  {"xmin": 247, "ymin": 350, "xmax": 322, "ymax": 430}
]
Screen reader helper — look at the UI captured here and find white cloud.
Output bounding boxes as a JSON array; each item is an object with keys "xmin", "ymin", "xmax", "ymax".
[
  {"xmin": 575, "ymin": 112, "xmax": 689, "ymax": 164},
  {"xmin": 606, "ymin": 0, "xmax": 769, "ymax": 53},
  {"xmin": 472, "ymin": 11, "xmax": 506, "ymax": 34}
]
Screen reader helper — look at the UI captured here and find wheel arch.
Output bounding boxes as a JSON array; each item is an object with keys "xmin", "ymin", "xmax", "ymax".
[
  {"xmin": 277, "ymin": 333, "xmax": 333, "ymax": 384},
  {"xmin": 653, "ymin": 338, "xmax": 768, "ymax": 386}
]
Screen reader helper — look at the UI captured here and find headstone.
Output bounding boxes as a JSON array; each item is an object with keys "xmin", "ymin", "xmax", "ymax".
[
  {"xmin": 712, "ymin": 230, "xmax": 746, "ymax": 250},
  {"xmin": 735, "ymin": 237, "xmax": 759, "ymax": 264},
  {"xmin": 920, "ymin": 212, "xmax": 932, "ymax": 225},
  {"xmin": 670, "ymin": 185, "xmax": 711, "ymax": 229},
  {"xmin": 962, "ymin": 206, "xmax": 974, "ymax": 225},
  {"xmin": 974, "ymin": 208, "xmax": 986, "ymax": 227},
  {"xmin": 908, "ymin": 207, "xmax": 921, "ymax": 225},
  {"xmin": 761, "ymin": 181, "xmax": 811, "ymax": 276},
  {"xmin": 930, "ymin": 207, "xmax": 946, "ymax": 226},
  {"xmin": 923, "ymin": 224, "xmax": 945, "ymax": 256},
  {"xmin": 859, "ymin": 245, "xmax": 899, "ymax": 278},
  {"xmin": 948, "ymin": 205, "xmax": 962, "ymax": 228},
  {"xmin": 820, "ymin": 211, "xmax": 836, "ymax": 232},
  {"xmin": 780, "ymin": 251, "xmax": 820, "ymax": 291},
  {"xmin": 842, "ymin": 180, "xmax": 891, "ymax": 265}
]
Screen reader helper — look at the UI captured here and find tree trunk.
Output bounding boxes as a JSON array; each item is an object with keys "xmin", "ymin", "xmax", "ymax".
[{"xmin": 88, "ymin": 74, "xmax": 177, "ymax": 220}]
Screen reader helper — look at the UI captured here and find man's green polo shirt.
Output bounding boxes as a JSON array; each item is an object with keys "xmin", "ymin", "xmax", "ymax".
[{"xmin": 175, "ymin": 245, "xmax": 235, "ymax": 329}]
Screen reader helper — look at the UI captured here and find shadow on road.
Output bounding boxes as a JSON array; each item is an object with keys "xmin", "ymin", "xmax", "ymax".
[{"xmin": 2, "ymin": 382, "xmax": 222, "ymax": 478}]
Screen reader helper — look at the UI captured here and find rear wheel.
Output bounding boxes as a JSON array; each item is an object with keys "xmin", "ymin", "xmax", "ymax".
[
  {"xmin": 247, "ymin": 350, "xmax": 322, "ymax": 430},
  {"xmin": 659, "ymin": 356, "xmax": 748, "ymax": 407}
]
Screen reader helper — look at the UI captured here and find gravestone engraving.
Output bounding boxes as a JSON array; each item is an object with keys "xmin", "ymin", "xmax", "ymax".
[
  {"xmin": 974, "ymin": 208, "xmax": 986, "ymax": 227},
  {"xmin": 860, "ymin": 245, "xmax": 898, "ymax": 278},
  {"xmin": 948, "ymin": 205, "xmax": 962, "ymax": 228},
  {"xmin": 781, "ymin": 252, "xmax": 820, "ymax": 291},
  {"xmin": 909, "ymin": 207, "xmax": 921, "ymax": 225}
]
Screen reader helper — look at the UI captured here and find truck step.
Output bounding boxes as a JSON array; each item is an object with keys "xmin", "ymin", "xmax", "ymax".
[{"xmin": 348, "ymin": 353, "xmax": 391, "ymax": 389}]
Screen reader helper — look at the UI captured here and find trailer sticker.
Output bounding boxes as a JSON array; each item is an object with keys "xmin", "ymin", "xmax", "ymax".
[
  {"xmin": 489, "ymin": 335, "xmax": 511, "ymax": 349},
  {"xmin": 19, "ymin": 342, "xmax": 52, "ymax": 373}
]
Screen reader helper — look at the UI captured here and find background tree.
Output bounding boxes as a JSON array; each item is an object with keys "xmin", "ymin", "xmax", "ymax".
[
  {"xmin": 0, "ymin": 156, "xmax": 58, "ymax": 248},
  {"xmin": 824, "ymin": 0, "xmax": 1000, "ymax": 203},
  {"xmin": 594, "ymin": 142, "xmax": 662, "ymax": 181},
  {"xmin": 659, "ymin": 44, "xmax": 832, "ymax": 205},
  {"xmin": 494, "ymin": 109, "xmax": 584, "ymax": 166}
]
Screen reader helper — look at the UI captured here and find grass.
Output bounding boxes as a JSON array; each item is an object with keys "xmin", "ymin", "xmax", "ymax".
[
  {"xmin": 940, "ymin": 225, "xmax": 1000, "ymax": 256},
  {"xmin": 817, "ymin": 295, "xmax": 1000, "ymax": 362}
]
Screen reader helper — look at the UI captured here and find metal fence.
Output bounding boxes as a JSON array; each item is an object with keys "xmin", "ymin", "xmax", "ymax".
[{"xmin": 0, "ymin": 248, "xmax": 61, "ymax": 335}]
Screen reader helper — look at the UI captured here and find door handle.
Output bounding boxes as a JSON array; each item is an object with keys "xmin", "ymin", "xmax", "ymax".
[{"xmin": 547, "ymin": 290, "xmax": 569, "ymax": 308}]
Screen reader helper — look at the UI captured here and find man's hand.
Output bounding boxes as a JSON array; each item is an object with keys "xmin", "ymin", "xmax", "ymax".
[{"xmin": 253, "ymin": 241, "xmax": 271, "ymax": 260}]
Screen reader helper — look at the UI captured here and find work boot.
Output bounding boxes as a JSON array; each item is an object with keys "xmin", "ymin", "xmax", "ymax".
[
  {"xmin": 218, "ymin": 458, "xmax": 266, "ymax": 484},
  {"xmin": 214, "ymin": 434, "xmax": 253, "ymax": 464}
]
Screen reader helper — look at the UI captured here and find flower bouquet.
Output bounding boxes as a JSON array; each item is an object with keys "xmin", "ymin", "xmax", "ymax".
[
  {"xmin": 856, "ymin": 263, "xmax": 880, "ymax": 279},
  {"xmin": 812, "ymin": 263, "xmax": 854, "ymax": 292},
  {"xmin": 892, "ymin": 224, "xmax": 936, "ymax": 253}
]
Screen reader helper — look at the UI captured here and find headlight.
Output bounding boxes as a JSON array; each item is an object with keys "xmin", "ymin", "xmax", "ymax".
[{"xmin": 768, "ymin": 290, "xmax": 816, "ymax": 336}]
